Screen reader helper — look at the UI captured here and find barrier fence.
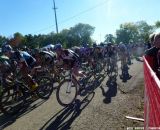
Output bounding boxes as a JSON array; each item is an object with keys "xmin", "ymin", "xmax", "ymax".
[{"xmin": 143, "ymin": 56, "xmax": 160, "ymax": 130}]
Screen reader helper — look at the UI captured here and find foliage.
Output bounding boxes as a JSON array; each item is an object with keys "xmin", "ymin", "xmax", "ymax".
[
  {"xmin": 0, "ymin": 21, "xmax": 159, "ymax": 48},
  {"xmin": 155, "ymin": 21, "xmax": 160, "ymax": 28},
  {"xmin": 0, "ymin": 36, "xmax": 7, "ymax": 47},
  {"xmin": 104, "ymin": 34, "xmax": 116, "ymax": 44},
  {"xmin": 115, "ymin": 21, "xmax": 154, "ymax": 44}
]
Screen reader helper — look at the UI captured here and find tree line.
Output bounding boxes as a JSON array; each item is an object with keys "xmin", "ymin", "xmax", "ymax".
[{"xmin": 0, "ymin": 21, "xmax": 160, "ymax": 49}]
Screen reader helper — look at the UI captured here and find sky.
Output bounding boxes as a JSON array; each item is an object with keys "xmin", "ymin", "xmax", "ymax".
[{"xmin": 0, "ymin": 0, "xmax": 160, "ymax": 43}]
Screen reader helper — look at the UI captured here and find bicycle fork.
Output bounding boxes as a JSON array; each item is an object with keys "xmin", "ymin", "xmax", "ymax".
[{"xmin": 66, "ymin": 74, "xmax": 72, "ymax": 94}]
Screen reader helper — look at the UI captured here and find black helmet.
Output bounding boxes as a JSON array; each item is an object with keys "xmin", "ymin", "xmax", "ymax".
[{"xmin": 2, "ymin": 45, "xmax": 13, "ymax": 53}]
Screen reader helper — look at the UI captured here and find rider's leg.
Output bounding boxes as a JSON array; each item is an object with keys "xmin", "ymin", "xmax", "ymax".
[
  {"xmin": 20, "ymin": 62, "xmax": 38, "ymax": 91},
  {"xmin": 72, "ymin": 62, "xmax": 86, "ymax": 78}
]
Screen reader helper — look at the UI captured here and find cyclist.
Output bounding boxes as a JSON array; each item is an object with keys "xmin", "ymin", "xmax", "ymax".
[
  {"xmin": 105, "ymin": 43, "xmax": 117, "ymax": 72},
  {"xmin": 41, "ymin": 44, "xmax": 54, "ymax": 52},
  {"xmin": 0, "ymin": 55, "xmax": 10, "ymax": 96},
  {"xmin": 118, "ymin": 42, "xmax": 128, "ymax": 67},
  {"xmin": 92, "ymin": 43, "xmax": 103, "ymax": 61},
  {"xmin": 126, "ymin": 42, "xmax": 132, "ymax": 65},
  {"xmin": 2, "ymin": 34, "xmax": 22, "ymax": 52},
  {"xmin": 54, "ymin": 43, "xmax": 86, "ymax": 78},
  {"xmin": 34, "ymin": 49, "xmax": 55, "ymax": 65},
  {"xmin": 2, "ymin": 45, "xmax": 38, "ymax": 91},
  {"xmin": 118, "ymin": 42, "xmax": 130, "ymax": 79}
]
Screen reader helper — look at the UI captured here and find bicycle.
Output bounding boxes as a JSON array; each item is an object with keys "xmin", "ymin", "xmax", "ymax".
[
  {"xmin": 104, "ymin": 56, "xmax": 118, "ymax": 78},
  {"xmin": 0, "ymin": 64, "xmax": 54, "ymax": 115},
  {"xmin": 82, "ymin": 58, "xmax": 103, "ymax": 78},
  {"xmin": 56, "ymin": 69, "xmax": 88, "ymax": 107}
]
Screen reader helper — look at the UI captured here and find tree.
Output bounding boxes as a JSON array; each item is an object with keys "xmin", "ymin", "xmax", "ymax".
[
  {"xmin": 0, "ymin": 35, "xmax": 7, "ymax": 47},
  {"xmin": 59, "ymin": 29, "xmax": 70, "ymax": 48},
  {"xmin": 68, "ymin": 23, "xmax": 95, "ymax": 47},
  {"xmin": 116, "ymin": 22, "xmax": 138, "ymax": 43},
  {"xmin": 136, "ymin": 21, "xmax": 154, "ymax": 42},
  {"xmin": 104, "ymin": 34, "xmax": 116, "ymax": 43},
  {"xmin": 155, "ymin": 21, "xmax": 160, "ymax": 28},
  {"xmin": 115, "ymin": 21, "xmax": 154, "ymax": 44},
  {"xmin": 23, "ymin": 34, "xmax": 36, "ymax": 48}
]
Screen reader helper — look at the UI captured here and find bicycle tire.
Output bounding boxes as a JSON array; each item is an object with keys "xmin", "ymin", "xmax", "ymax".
[
  {"xmin": 56, "ymin": 79, "xmax": 78, "ymax": 107},
  {"xmin": 93, "ymin": 62, "xmax": 102, "ymax": 76},
  {"xmin": 35, "ymin": 76, "xmax": 54, "ymax": 100}
]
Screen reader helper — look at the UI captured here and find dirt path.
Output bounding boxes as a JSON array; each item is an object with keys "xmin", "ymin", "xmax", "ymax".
[{"xmin": 0, "ymin": 59, "xmax": 144, "ymax": 130}]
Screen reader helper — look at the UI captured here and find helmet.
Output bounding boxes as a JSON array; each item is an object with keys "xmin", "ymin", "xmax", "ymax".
[
  {"xmin": 100, "ymin": 42, "xmax": 104, "ymax": 47},
  {"xmin": 54, "ymin": 43, "xmax": 62, "ymax": 50},
  {"xmin": 118, "ymin": 42, "xmax": 126, "ymax": 51},
  {"xmin": 107, "ymin": 42, "xmax": 112, "ymax": 46},
  {"xmin": 93, "ymin": 43, "xmax": 97, "ymax": 48},
  {"xmin": 42, "ymin": 47, "xmax": 48, "ymax": 51},
  {"xmin": 2, "ymin": 45, "xmax": 13, "ymax": 53},
  {"xmin": 83, "ymin": 43, "xmax": 89, "ymax": 48}
]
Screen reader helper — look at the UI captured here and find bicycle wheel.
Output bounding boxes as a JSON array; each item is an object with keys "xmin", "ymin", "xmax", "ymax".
[
  {"xmin": 107, "ymin": 64, "xmax": 113, "ymax": 77},
  {"xmin": 93, "ymin": 62, "xmax": 103, "ymax": 76},
  {"xmin": 104, "ymin": 58, "xmax": 110, "ymax": 73},
  {"xmin": 0, "ymin": 84, "xmax": 25, "ymax": 115},
  {"xmin": 56, "ymin": 79, "xmax": 78, "ymax": 107},
  {"xmin": 0, "ymin": 87, "xmax": 10, "ymax": 105},
  {"xmin": 103, "ymin": 60, "xmax": 108, "ymax": 72},
  {"xmin": 36, "ymin": 76, "xmax": 54, "ymax": 100},
  {"xmin": 113, "ymin": 64, "xmax": 118, "ymax": 77}
]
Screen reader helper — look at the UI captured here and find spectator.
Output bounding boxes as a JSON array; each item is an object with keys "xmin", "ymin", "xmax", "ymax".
[
  {"xmin": 145, "ymin": 33, "xmax": 155, "ymax": 50},
  {"xmin": 145, "ymin": 33, "xmax": 160, "ymax": 72},
  {"xmin": 150, "ymin": 33, "xmax": 156, "ymax": 45}
]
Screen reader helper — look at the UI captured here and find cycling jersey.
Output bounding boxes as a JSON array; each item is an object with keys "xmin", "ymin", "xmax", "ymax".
[
  {"xmin": 39, "ymin": 51, "xmax": 55, "ymax": 65},
  {"xmin": 10, "ymin": 51, "xmax": 36, "ymax": 69},
  {"xmin": 58, "ymin": 49, "xmax": 80, "ymax": 68},
  {"xmin": 92, "ymin": 47, "xmax": 103, "ymax": 59}
]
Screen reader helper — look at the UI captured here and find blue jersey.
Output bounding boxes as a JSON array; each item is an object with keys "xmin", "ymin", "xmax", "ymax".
[{"xmin": 11, "ymin": 51, "xmax": 36, "ymax": 68}]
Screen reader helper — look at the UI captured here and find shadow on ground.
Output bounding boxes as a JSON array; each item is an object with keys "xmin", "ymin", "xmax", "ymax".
[
  {"xmin": 0, "ymin": 99, "xmax": 46, "ymax": 129},
  {"xmin": 40, "ymin": 92, "xmax": 95, "ymax": 130},
  {"xmin": 119, "ymin": 66, "xmax": 132, "ymax": 82},
  {"xmin": 100, "ymin": 75, "xmax": 118, "ymax": 104}
]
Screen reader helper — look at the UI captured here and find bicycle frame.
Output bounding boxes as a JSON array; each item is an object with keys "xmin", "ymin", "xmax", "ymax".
[{"xmin": 65, "ymin": 70, "xmax": 82, "ymax": 93}]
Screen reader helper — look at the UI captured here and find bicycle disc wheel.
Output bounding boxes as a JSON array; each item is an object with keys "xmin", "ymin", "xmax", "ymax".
[{"xmin": 56, "ymin": 79, "xmax": 78, "ymax": 107}]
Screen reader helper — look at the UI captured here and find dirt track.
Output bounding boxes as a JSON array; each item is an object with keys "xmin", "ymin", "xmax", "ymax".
[{"xmin": 0, "ymin": 59, "xmax": 144, "ymax": 130}]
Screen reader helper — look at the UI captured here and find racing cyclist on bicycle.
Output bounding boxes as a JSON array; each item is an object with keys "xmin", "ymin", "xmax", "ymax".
[
  {"xmin": 118, "ymin": 42, "xmax": 128, "ymax": 67},
  {"xmin": 54, "ymin": 43, "xmax": 86, "ymax": 78},
  {"xmin": 118, "ymin": 42, "xmax": 130, "ymax": 79},
  {"xmin": 2, "ymin": 45, "xmax": 38, "ymax": 91},
  {"xmin": 92, "ymin": 43, "xmax": 103, "ymax": 61},
  {"xmin": 105, "ymin": 43, "xmax": 117, "ymax": 73}
]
